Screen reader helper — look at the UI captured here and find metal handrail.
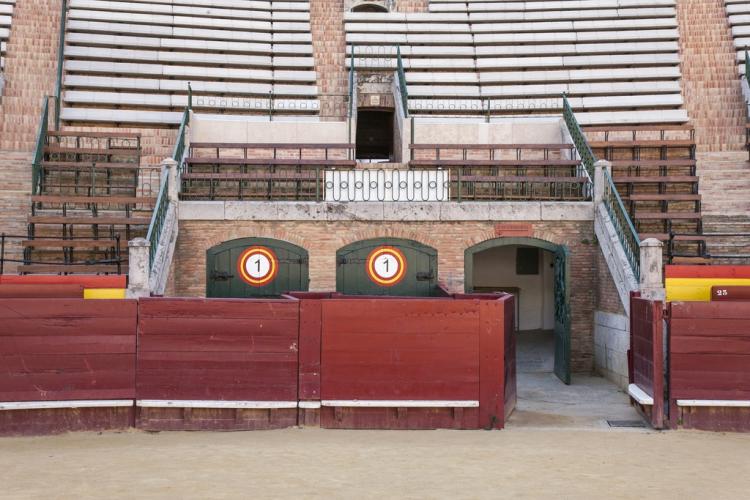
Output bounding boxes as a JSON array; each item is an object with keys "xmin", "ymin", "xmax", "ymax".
[
  {"xmin": 31, "ymin": 98, "xmax": 50, "ymax": 195},
  {"xmin": 145, "ymin": 169, "xmax": 169, "ymax": 270},
  {"xmin": 54, "ymin": 0, "xmax": 68, "ymax": 129},
  {"xmin": 745, "ymin": 48, "xmax": 749, "ymax": 83},
  {"xmin": 396, "ymin": 46, "xmax": 409, "ymax": 117},
  {"xmin": 602, "ymin": 168, "xmax": 641, "ymax": 281},
  {"xmin": 562, "ymin": 94, "xmax": 595, "ymax": 180}
]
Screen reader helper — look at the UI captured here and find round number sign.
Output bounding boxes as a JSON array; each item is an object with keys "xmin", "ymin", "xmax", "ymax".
[
  {"xmin": 237, "ymin": 246, "xmax": 279, "ymax": 287},
  {"xmin": 366, "ymin": 246, "xmax": 407, "ymax": 287}
]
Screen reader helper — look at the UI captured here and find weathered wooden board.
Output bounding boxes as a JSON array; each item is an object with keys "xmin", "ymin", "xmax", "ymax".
[
  {"xmin": 629, "ymin": 293, "xmax": 664, "ymax": 428},
  {"xmin": 0, "ymin": 284, "xmax": 84, "ymax": 298},
  {"xmin": 0, "ymin": 299, "xmax": 137, "ymax": 402},
  {"xmin": 0, "ymin": 275, "xmax": 126, "ymax": 289},
  {"xmin": 503, "ymin": 296, "xmax": 517, "ymax": 421},
  {"xmin": 710, "ymin": 286, "xmax": 750, "ymax": 302},
  {"xmin": 665, "ymin": 265, "xmax": 750, "ymax": 279},
  {"xmin": 0, "ymin": 407, "xmax": 134, "ymax": 436},
  {"xmin": 137, "ymin": 298, "xmax": 300, "ymax": 404},
  {"xmin": 668, "ymin": 301, "xmax": 750, "ymax": 430}
]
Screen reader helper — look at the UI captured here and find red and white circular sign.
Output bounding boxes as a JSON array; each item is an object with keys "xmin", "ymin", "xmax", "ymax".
[
  {"xmin": 237, "ymin": 246, "xmax": 279, "ymax": 287},
  {"xmin": 366, "ymin": 246, "xmax": 407, "ymax": 287}
]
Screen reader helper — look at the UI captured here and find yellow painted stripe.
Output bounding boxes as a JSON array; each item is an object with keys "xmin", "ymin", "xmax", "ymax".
[
  {"xmin": 665, "ymin": 278, "xmax": 750, "ymax": 302},
  {"xmin": 83, "ymin": 288, "xmax": 127, "ymax": 299}
]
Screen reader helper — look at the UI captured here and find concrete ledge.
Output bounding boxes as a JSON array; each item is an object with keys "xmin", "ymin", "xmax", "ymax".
[
  {"xmin": 136, "ymin": 400, "xmax": 299, "ymax": 409},
  {"xmin": 676, "ymin": 400, "xmax": 750, "ymax": 408},
  {"xmin": 321, "ymin": 400, "xmax": 479, "ymax": 408},
  {"xmin": 628, "ymin": 384, "xmax": 654, "ymax": 406},
  {"xmin": 179, "ymin": 201, "xmax": 594, "ymax": 222}
]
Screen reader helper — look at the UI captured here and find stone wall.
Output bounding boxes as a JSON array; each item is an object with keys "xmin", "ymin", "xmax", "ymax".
[{"xmin": 173, "ymin": 218, "xmax": 597, "ymax": 372}]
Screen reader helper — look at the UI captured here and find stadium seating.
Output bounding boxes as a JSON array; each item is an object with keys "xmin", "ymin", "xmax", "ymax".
[
  {"xmin": 345, "ymin": 0, "xmax": 688, "ymax": 124},
  {"xmin": 0, "ymin": 0, "xmax": 14, "ymax": 74},
  {"xmin": 60, "ymin": 0, "xmax": 319, "ymax": 125}
]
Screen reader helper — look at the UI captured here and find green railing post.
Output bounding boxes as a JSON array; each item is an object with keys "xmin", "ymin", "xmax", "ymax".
[
  {"xmin": 188, "ymin": 81, "xmax": 193, "ymax": 110},
  {"xmin": 54, "ymin": 0, "xmax": 67, "ymax": 130},
  {"xmin": 396, "ymin": 45, "xmax": 409, "ymax": 117},
  {"xmin": 31, "ymin": 98, "xmax": 50, "ymax": 195},
  {"xmin": 562, "ymin": 93, "xmax": 595, "ymax": 181}
]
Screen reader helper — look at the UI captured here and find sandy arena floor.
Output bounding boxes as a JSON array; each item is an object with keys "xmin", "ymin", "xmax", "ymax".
[{"xmin": 1, "ymin": 427, "xmax": 750, "ymax": 499}]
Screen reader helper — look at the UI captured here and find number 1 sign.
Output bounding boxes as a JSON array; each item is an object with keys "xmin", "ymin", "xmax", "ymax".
[
  {"xmin": 237, "ymin": 246, "xmax": 279, "ymax": 287},
  {"xmin": 366, "ymin": 246, "xmax": 407, "ymax": 287}
]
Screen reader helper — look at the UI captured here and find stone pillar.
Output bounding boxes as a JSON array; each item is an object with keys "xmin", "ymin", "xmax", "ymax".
[
  {"xmin": 639, "ymin": 238, "xmax": 666, "ymax": 301},
  {"xmin": 126, "ymin": 237, "xmax": 151, "ymax": 298},
  {"xmin": 163, "ymin": 157, "xmax": 179, "ymax": 203},
  {"xmin": 593, "ymin": 159, "xmax": 611, "ymax": 205}
]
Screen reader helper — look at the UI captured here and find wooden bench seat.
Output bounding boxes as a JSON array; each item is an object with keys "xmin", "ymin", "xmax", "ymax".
[
  {"xmin": 47, "ymin": 131, "xmax": 141, "ymax": 139},
  {"xmin": 185, "ymin": 158, "xmax": 356, "ymax": 167},
  {"xmin": 44, "ymin": 146, "xmax": 140, "ymax": 156},
  {"xmin": 638, "ymin": 233, "xmax": 707, "ymax": 242},
  {"xmin": 624, "ymin": 194, "xmax": 701, "ymax": 202},
  {"xmin": 616, "ymin": 176, "xmax": 698, "ymax": 183},
  {"xmin": 584, "ymin": 125, "xmax": 694, "ymax": 132},
  {"xmin": 182, "ymin": 172, "xmax": 320, "ymax": 181},
  {"xmin": 42, "ymin": 161, "xmax": 141, "ymax": 170},
  {"xmin": 22, "ymin": 239, "xmax": 119, "ymax": 248},
  {"xmin": 32, "ymin": 195, "xmax": 156, "ymax": 204},
  {"xmin": 408, "ymin": 160, "xmax": 580, "ymax": 167},
  {"xmin": 456, "ymin": 175, "xmax": 588, "ymax": 183},
  {"xmin": 28, "ymin": 216, "xmax": 151, "ymax": 225},
  {"xmin": 610, "ymin": 159, "xmax": 696, "ymax": 167},
  {"xmin": 17, "ymin": 264, "xmax": 125, "ymax": 274},
  {"xmin": 634, "ymin": 212, "xmax": 702, "ymax": 220},
  {"xmin": 190, "ymin": 143, "xmax": 355, "ymax": 149},
  {"xmin": 409, "ymin": 143, "xmax": 573, "ymax": 150},
  {"xmin": 588, "ymin": 140, "xmax": 695, "ymax": 148}
]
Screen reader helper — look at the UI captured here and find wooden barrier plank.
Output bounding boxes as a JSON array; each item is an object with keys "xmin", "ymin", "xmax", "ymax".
[
  {"xmin": 0, "ymin": 284, "xmax": 84, "ymax": 298},
  {"xmin": 479, "ymin": 299, "xmax": 505, "ymax": 429},
  {"xmin": 670, "ymin": 301, "xmax": 750, "ymax": 319},
  {"xmin": 503, "ymin": 296, "xmax": 517, "ymax": 420},
  {"xmin": 321, "ymin": 299, "xmax": 480, "ymax": 402},
  {"xmin": 665, "ymin": 265, "xmax": 750, "ymax": 279},
  {"xmin": 0, "ymin": 275, "xmax": 126, "ymax": 288},
  {"xmin": 298, "ymin": 297, "xmax": 322, "ymax": 402}
]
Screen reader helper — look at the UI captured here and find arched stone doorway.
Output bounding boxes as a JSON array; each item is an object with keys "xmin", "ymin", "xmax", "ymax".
[{"xmin": 465, "ymin": 237, "xmax": 571, "ymax": 384}]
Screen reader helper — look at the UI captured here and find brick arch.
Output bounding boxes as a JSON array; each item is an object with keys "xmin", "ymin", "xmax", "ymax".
[
  {"xmin": 463, "ymin": 236, "xmax": 565, "ymax": 293},
  {"xmin": 205, "ymin": 225, "xmax": 310, "ymax": 252},
  {"xmin": 338, "ymin": 227, "xmax": 438, "ymax": 249}
]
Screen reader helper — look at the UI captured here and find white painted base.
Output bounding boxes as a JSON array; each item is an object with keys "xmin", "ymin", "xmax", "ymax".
[
  {"xmin": 136, "ymin": 400, "xmax": 298, "ymax": 409},
  {"xmin": 321, "ymin": 400, "xmax": 479, "ymax": 408},
  {"xmin": 594, "ymin": 310, "xmax": 630, "ymax": 390},
  {"xmin": 0, "ymin": 400, "xmax": 133, "ymax": 411},
  {"xmin": 298, "ymin": 401, "xmax": 321, "ymax": 409},
  {"xmin": 627, "ymin": 384, "xmax": 654, "ymax": 406},
  {"xmin": 676, "ymin": 400, "xmax": 750, "ymax": 408}
]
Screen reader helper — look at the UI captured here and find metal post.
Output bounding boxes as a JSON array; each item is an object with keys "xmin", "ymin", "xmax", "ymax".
[{"xmin": 188, "ymin": 81, "xmax": 193, "ymax": 110}]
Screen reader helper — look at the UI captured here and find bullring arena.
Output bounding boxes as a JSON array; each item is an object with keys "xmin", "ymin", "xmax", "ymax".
[{"xmin": 2, "ymin": 0, "xmax": 750, "ymax": 497}]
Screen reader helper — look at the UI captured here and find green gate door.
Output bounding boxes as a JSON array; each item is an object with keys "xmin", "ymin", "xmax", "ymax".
[
  {"xmin": 206, "ymin": 237, "xmax": 309, "ymax": 297},
  {"xmin": 553, "ymin": 245, "xmax": 571, "ymax": 384},
  {"xmin": 336, "ymin": 238, "xmax": 438, "ymax": 296}
]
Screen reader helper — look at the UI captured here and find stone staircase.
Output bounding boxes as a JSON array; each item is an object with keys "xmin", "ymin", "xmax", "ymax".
[
  {"xmin": 702, "ymin": 215, "xmax": 750, "ymax": 264},
  {"xmin": 0, "ymin": 0, "xmax": 60, "ymax": 151},
  {"xmin": 676, "ymin": 0, "xmax": 747, "ymax": 152},
  {"xmin": 310, "ymin": 0, "xmax": 348, "ymax": 121},
  {"xmin": 17, "ymin": 131, "xmax": 156, "ymax": 275}
]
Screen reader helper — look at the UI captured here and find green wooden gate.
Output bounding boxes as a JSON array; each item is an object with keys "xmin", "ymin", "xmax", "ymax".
[
  {"xmin": 336, "ymin": 238, "xmax": 438, "ymax": 296},
  {"xmin": 206, "ymin": 237, "xmax": 309, "ymax": 297},
  {"xmin": 553, "ymin": 245, "xmax": 572, "ymax": 385}
]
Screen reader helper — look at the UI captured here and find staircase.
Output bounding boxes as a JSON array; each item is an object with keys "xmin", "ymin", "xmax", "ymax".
[
  {"xmin": 18, "ymin": 131, "xmax": 156, "ymax": 275},
  {"xmin": 310, "ymin": 0, "xmax": 348, "ymax": 121},
  {"xmin": 702, "ymin": 215, "xmax": 750, "ymax": 264},
  {"xmin": 0, "ymin": 0, "xmax": 60, "ymax": 151}
]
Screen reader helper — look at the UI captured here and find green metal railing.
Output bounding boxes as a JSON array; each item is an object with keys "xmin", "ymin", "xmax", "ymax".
[
  {"xmin": 173, "ymin": 83, "xmax": 191, "ymax": 174},
  {"xmin": 602, "ymin": 168, "xmax": 641, "ymax": 281},
  {"xmin": 54, "ymin": 0, "xmax": 68, "ymax": 129},
  {"xmin": 146, "ymin": 169, "xmax": 169, "ymax": 270},
  {"xmin": 745, "ymin": 48, "xmax": 749, "ymax": 82},
  {"xmin": 396, "ymin": 46, "xmax": 409, "ymax": 117},
  {"xmin": 562, "ymin": 94, "xmax": 595, "ymax": 180},
  {"xmin": 31, "ymin": 98, "xmax": 50, "ymax": 195}
]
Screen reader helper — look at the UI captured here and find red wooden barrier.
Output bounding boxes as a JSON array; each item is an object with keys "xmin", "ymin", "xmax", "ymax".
[
  {"xmin": 628, "ymin": 292, "xmax": 664, "ymax": 429},
  {"xmin": 136, "ymin": 297, "xmax": 300, "ymax": 430},
  {"xmin": 710, "ymin": 286, "xmax": 750, "ymax": 301},
  {"xmin": 304, "ymin": 294, "xmax": 513, "ymax": 430},
  {"xmin": 0, "ymin": 275, "xmax": 126, "ymax": 288},
  {"xmin": 668, "ymin": 301, "xmax": 750, "ymax": 431},
  {"xmin": 665, "ymin": 265, "xmax": 750, "ymax": 279},
  {"xmin": 0, "ymin": 299, "xmax": 137, "ymax": 435},
  {"xmin": 0, "ymin": 284, "xmax": 84, "ymax": 298}
]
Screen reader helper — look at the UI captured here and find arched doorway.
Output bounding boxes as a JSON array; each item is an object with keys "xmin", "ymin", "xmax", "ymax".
[
  {"xmin": 465, "ymin": 237, "xmax": 571, "ymax": 384},
  {"xmin": 206, "ymin": 237, "xmax": 309, "ymax": 298},
  {"xmin": 336, "ymin": 237, "xmax": 438, "ymax": 296}
]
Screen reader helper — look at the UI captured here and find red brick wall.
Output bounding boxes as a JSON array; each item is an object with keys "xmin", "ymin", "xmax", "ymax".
[{"xmin": 173, "ymin": 219, "xmax": 596, "ymax": 371}]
